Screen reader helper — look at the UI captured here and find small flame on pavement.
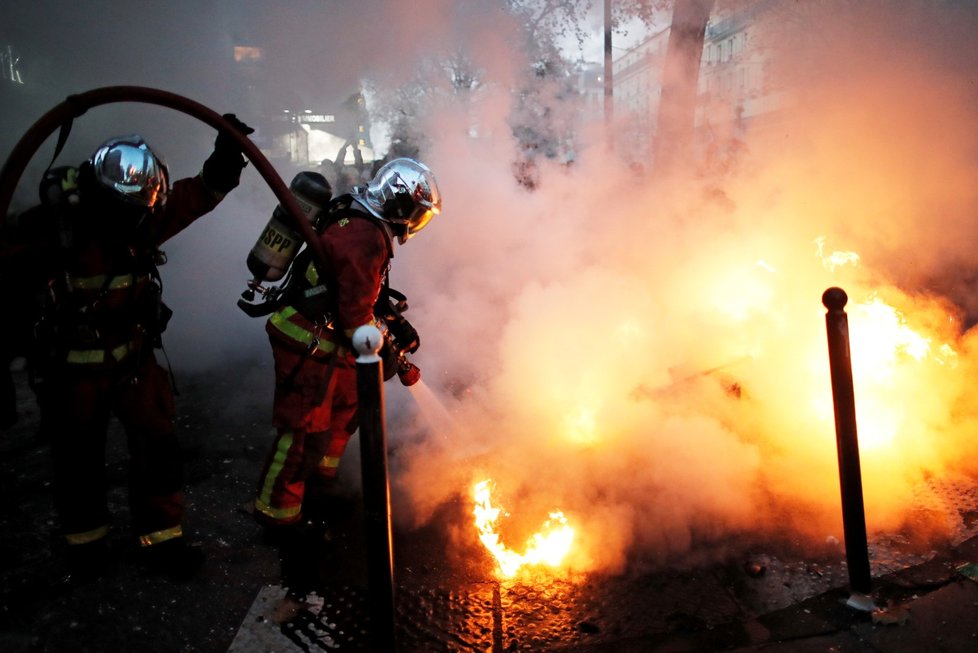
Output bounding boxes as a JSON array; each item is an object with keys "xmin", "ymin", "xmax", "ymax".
[{"xmin": 472, "ymin": 480, "xmax": 575, "ymax": 578}]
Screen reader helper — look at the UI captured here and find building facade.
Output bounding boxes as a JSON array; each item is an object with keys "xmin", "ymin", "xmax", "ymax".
[
  {"xmin": 610, "ymin": 0, "xmax": 785, "ymax": 168},
  {"xmin": 611, "ymin": 27, "xmax": 670, "ymax": 163}
]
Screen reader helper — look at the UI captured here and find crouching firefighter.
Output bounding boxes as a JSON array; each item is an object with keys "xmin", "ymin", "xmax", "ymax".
[
  {"xmin": 250, "ymin": 157, "xmax": 441, "ymax": 533},
  {"xmin": 10, "ymin": 116, "xmax": 254, "ymax": 580}
]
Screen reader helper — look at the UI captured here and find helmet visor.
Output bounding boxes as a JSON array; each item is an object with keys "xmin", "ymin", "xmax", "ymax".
[
  {"xmin": 407, "ymin": 207, "xmax": 436, "ymax": 236},
  {"xmin": 396, "ymin": 164, "xmax": 440, "ymax": 232}
]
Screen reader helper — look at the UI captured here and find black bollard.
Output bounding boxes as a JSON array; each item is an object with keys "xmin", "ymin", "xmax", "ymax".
[
  {"xmin": 353, "ymin": 325, "xmax": 396, "ymax": 651},
  {"xmin": 822, "ymin": 287, "xmax": 874, "ymax": 604}
]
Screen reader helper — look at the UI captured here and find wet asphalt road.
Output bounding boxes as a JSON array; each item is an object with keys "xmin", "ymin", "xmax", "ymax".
[{"xmin": 2, "ymin": 359, "xmax": 977, "ymax": 652}]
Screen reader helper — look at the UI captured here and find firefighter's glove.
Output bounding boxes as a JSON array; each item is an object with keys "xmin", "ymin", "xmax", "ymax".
[
  {"xmin": 387, "ymin": 316, "xmax": 420, "ymax": 355},
  {"xmin": 379, "ymin": 339, "xmax": 399, "ymax": 382},
  {"xmin": 202, "ymin": 113, "xmax": 255, "ymax": 195}
]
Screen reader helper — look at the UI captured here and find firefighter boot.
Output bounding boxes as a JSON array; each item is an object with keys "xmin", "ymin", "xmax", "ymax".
[
  {"xmin": 139, "ymin": 537, "xmax": 206, "ymax": 579},
  {"xmin": 53, "ymin": 538, "xmax": 112, "ymax": 588},
  {"xmin": 301, "ymin": 487, "xmax": 339, "ymax": 541},
  {"xmin": 302, "ymin": 477, "xmax": 335, "ymax": 531}
]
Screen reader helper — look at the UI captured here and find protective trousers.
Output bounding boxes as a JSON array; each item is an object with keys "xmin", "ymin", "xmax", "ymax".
[
  {"xmin": 254, "ymin": 338, "xmax": 358, "ymax": 526},
  {"xmin": 50, "ymin": 353, "xmax": 185, "ymax": 547}
]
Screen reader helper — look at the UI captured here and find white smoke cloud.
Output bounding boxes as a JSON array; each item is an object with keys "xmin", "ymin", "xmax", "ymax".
[{"xmin": 388, "ymin": 0, "xmax": 978, "ymax": 575}]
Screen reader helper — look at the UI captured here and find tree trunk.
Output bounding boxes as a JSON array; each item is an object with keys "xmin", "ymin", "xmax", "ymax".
[
  {"xmin": 604, "ymin": 0, "xmax": 613, "ymax": 148},
  {"xmin": 653, "ymin": 0, "xmax": 715, "ymax": 175}
]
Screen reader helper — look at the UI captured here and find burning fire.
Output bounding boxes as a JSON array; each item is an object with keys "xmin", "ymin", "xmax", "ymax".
[
  {"xmin": 808, "ymin": 239, "xmax": 959, "ymax": 452},
  {"xmin": 446, "ymin": 228, "xmax": 970, "ymax": 573},
  {"xmin": 472, "ymin": 480, "xmax": 575, "ymax": 578},
  {"xmin": 815, "ymin": 236, "xmax": 860, "ymax": 272}
]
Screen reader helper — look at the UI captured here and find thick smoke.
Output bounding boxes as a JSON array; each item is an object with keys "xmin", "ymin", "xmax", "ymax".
[
  {"xmin": 388, "ymin": 0, "xmax": 978, "ymax": 574},
  {"xmin": 5, "ymin": 1, "xmax": 978, "ymax": 575}
]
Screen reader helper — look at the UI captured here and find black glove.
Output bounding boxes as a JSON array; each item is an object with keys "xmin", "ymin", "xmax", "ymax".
[
  {"xmin": 379, "ymin": 338, "xmax": 399, "ymax": 382},
  {"xmin": 202, "ymin": 113, "xmax": 255, "ymax": 195}
]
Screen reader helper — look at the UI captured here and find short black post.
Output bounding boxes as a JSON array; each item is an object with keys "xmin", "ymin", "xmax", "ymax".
[
  {"xmin": 352, "ymin": 325, "xmax": 396, "ymax": 651},
  {"xmin": 822, "ymin": 287, "xmax": 874, "ymax": 604}
]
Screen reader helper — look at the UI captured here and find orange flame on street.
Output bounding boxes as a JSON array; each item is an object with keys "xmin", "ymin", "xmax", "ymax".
[
  {"xmin": 456, "ymin": 233, "xmax": 965, "ymax": 571},
  {"xmin": 472, "ymin": 480, "xmax": 575, "ymax": 578},
  {"xmin": 808, "ymin": 240, "xmax": 958, "ymax": 452}
]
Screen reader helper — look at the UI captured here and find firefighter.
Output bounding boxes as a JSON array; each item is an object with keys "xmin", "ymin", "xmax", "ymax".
[
  {"xmin": 253, "ymin": 157, "xmax": 441, "ymax": 535},
  {"xmin": 8, "ymin": 115, "xmax": 254, "ymax": 580}
]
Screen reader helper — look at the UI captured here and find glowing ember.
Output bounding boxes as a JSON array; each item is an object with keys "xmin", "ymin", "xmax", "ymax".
[{"xmin": 472, "ymin": 480, "xmax": 574, "ymax": 578}]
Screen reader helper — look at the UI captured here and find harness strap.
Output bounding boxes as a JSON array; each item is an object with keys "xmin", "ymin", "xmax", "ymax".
[{"xmin": 46, "ymin": 117, "xmax": 74, "ymax": 174}]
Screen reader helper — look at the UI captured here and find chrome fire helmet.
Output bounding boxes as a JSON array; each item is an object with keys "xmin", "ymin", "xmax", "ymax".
[
  {"xmin": 361, "ymin": 157, "xmax": 441, "ymax": 244},
  {"xmin": 90, "ymin": 135, "xmax": 169, "ymax": 209}
]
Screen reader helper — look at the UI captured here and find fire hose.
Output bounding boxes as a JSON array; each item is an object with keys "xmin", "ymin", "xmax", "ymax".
[{"xmin": 0, "ymin": 85, "xmax": 326, "ymax": 269}]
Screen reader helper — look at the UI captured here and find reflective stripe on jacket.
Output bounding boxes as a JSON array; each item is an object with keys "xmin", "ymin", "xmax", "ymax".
[
  {"xmin": 266, "ymin": 305, "xmax": 339, "ymax": 357},
  {"xmin": 265, "ymin": 203, "xmax": 391, "ymax": 355},
  {"xmin": 17, "ymin": 169, "xmax": 223, "ymax": 370},
  {"xmin": 60, "ymin": 270, "xmax": 155, "ymax": 366}
]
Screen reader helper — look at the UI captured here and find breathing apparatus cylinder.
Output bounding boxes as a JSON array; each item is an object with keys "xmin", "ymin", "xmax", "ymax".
[{"xmin": 246, "ymin": 171, "xmax": 332, "ymax": 283}]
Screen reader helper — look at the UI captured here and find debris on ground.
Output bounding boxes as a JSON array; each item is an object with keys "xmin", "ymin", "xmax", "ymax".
[
  {"xmin": 871, "ymin": 600, "xmax": 912, "ymax": 626},
  {"xmin": 744, "ymin": 562, "xmax": 766, "ymax": 578},
  {"xmin": 955, "ymin": 562, "xmax": 978, "ymax": 582}
]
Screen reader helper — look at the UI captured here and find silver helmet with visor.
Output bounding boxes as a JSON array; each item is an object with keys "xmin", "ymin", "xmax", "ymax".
[
  {"xmin": 362, "ymin": 157, "xmax": 441, "ymax": 244},
  {"xmin": 90, "ymin": 135, "xmax": 169, "ymax": 209}
]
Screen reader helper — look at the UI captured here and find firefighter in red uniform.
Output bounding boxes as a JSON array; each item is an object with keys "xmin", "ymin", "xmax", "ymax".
[
  {"xmin": 10, "ymin": 115, "xmax": 253, "ymax": 579},
  {"xmin": 253, "ymin": 157, "xmax": 441, "ymax": 532}
]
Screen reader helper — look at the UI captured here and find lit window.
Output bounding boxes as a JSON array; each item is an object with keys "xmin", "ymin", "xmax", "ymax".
[{"xmin": 233, "ymin": 46, "xmax": 264, "ymax": 63}]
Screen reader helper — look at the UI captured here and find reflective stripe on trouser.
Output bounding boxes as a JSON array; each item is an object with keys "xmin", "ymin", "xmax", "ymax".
[
  {"xmin": 65, "ymin": 523, "xmax": 111, "ymax": 546},
  {"xmin": 255, "ymin": 430, "xmax": 304, "ymax": 524},
  {"xmin": 316, "ymin": 435, "xmax": 352, "ymax": 480},
  {"xmin": 139, "ymin": 525, "xmax": 183, "ymax": 547},
  {"xmin": 50, "ymin": 353, "xmax": 185, "ymax": 541},
  {"xmin": 318, "ymin": 455, "xmax": 342, "ymax": 476},
  {"xmin": 254, "ymin": 429, "xmax": 354, "ymax": 524}
]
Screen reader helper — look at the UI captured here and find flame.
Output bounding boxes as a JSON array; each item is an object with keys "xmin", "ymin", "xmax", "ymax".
[
  {"xmin": 798, "ymin": 238, "xmax": 958, "ymax": 452},
  {"xmin": 472, "ymin": 480, "xmax": 575, "ymax": 578},
  {"xmin": 450, "ymin": 229, "xmax": 968, "ymax": 571},
  {"xmin": 813, "ymin": 293, "xmax": 957, "ymax": 451},
  {"xmin": 815, "ymin": 236, "xmax": 861, "ymax": 271},
  {"xmin": 851, "ymin": 296, "xmax": 934, "ymax": 370}
]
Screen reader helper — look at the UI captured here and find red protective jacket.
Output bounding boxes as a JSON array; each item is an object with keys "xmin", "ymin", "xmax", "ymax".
[
  {"xmin": 17, "ymin": 166, "xmax": 222, "ymax": 368},
  {"xmin": 265, "ymin": 205, "xmax": 393, "ymax": 357}
]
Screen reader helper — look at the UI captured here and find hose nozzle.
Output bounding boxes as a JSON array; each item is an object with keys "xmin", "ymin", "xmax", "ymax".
[{"xmin": 397, "ymin": 360, "xmax": 421, "ymax": 386}]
